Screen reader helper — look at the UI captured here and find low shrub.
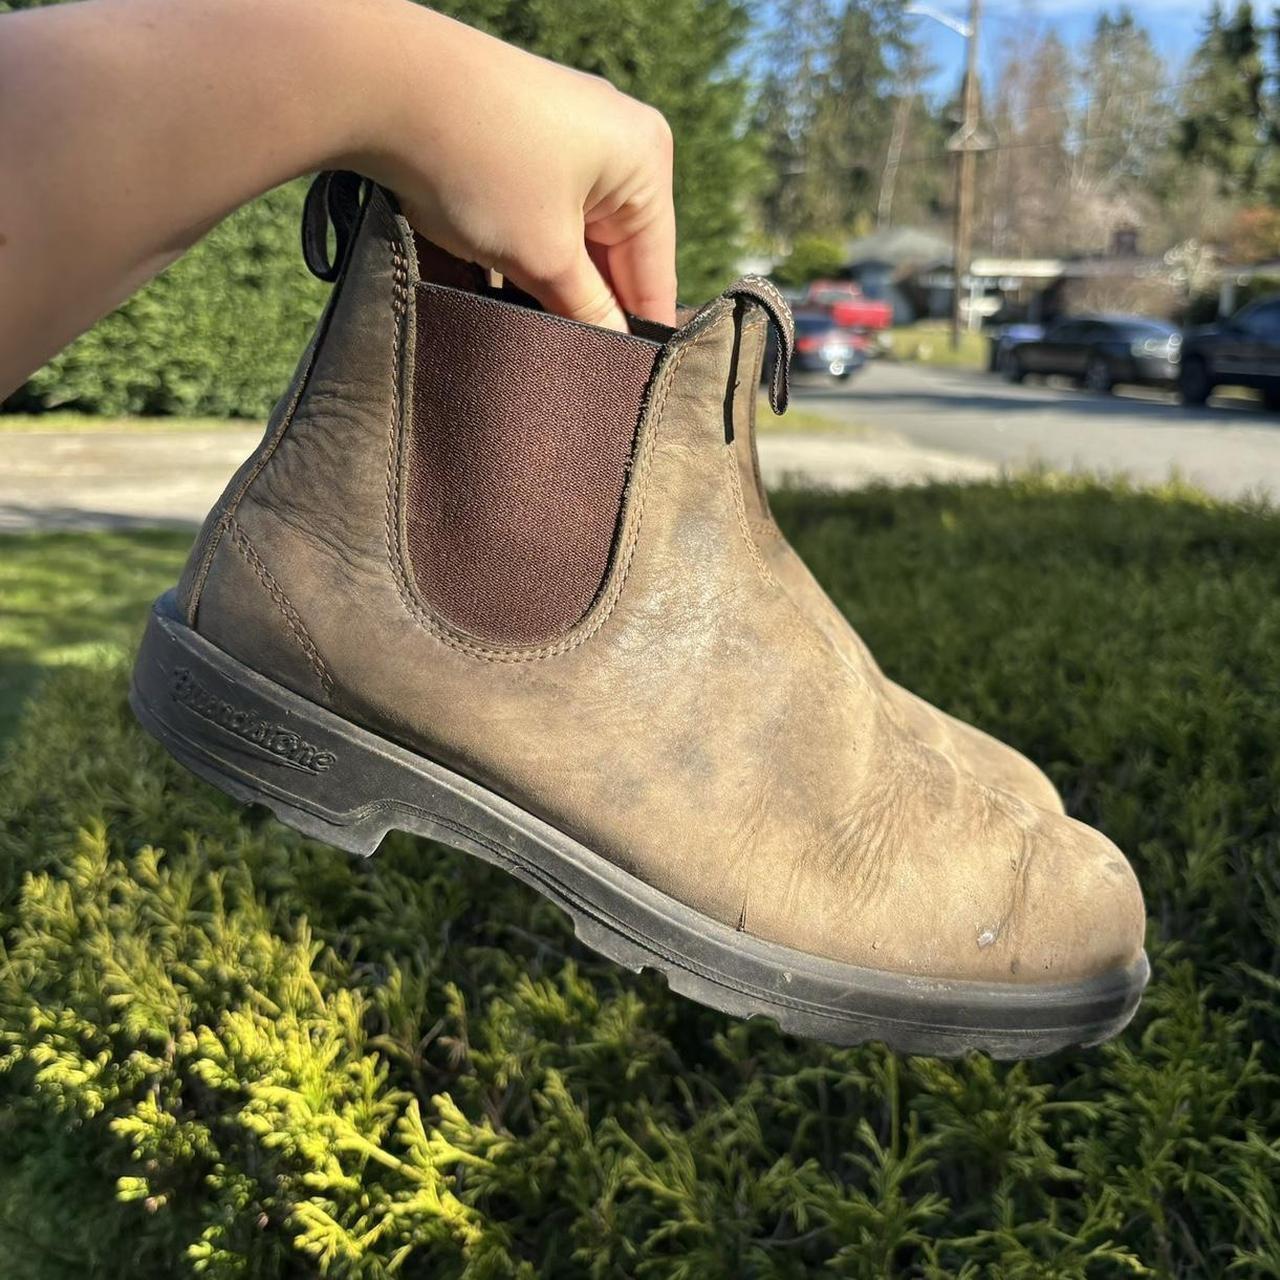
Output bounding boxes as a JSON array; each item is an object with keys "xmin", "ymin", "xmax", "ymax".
[
  {"xmin": 2, "ymin": 475, "xmax": 1278, "ymax": 1277},
  {"xmin": 771, "ymin": 235, "xmax": 848, "ymax": 288}
]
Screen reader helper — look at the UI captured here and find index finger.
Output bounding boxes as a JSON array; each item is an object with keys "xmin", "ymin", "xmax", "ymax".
[{"xmin": 597, "ymin": 199, "xmax": 678, "ymax": 327}]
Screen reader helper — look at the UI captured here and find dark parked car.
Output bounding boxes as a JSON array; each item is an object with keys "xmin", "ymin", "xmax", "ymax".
[
  {"xmin": 1005, "ymin": 315, "xmax": 1181, "ymax": 392},
  {"xmin": 1180, "ymin": 297, "xmax": 1280, "ymax": 408},
  {"xmin": 768, "ymin": 311, "xmax": 867, "ymax": 382},
  {"xmin": 987, "ymin": 322, "xmax": 1045, "ymax": 373}
]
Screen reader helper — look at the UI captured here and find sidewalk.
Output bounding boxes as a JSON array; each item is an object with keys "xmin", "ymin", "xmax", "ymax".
[
  {"xmin": 757, "ymin": 430, "xmax": 995, "ymax": 491},
  {"xmin": 0, "ymin": 420, "xmax": 991, "ymax": 532},
  {"xmin": 1, "ymin": 427, "xmax": 261, "ymax": 532}
]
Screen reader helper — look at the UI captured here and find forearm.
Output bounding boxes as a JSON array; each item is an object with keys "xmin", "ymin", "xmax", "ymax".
[
  {"xmin": 0, "ymin": 0, "xmax": 407, "ymax": 396},
  {"xmin": 0, "ymin": 0, "xmax": 675, "ymax": 398}
]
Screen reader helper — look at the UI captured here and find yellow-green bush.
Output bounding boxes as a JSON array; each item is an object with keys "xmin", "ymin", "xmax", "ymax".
[{"xmin": 2, "ymin": 475, "xmax": 1279, "ymax": 1276}]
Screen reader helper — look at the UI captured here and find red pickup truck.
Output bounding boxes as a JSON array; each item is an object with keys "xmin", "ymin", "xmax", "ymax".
[{"xmin": 801, "ymin": 280, "xmax": 893, "ymax": 332}]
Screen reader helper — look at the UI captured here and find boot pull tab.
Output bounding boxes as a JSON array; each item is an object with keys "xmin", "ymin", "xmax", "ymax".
[
  {"xmin": 724, "ymin": 276, "xmax": 794, "ymax": 415},
  {"xmin": 301, "ymin": 171, "xmax": 370, "ymax": 283}
]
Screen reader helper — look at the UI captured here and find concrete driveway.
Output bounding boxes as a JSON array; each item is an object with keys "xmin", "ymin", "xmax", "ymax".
[{"xmin": 1, "ymin": 427, "xmax": 261, "ymax": 532}]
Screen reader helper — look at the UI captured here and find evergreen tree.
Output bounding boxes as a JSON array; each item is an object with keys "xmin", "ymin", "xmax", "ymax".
[
  {"xmin": 882, "ymin": 91, "xmax": 952, "ymax": 231},
  {"xmin": 813, "ymin": 1, "xmax": 909, "ymax": 229},
  {"xmin": 754, "ymin": 0, "xmax": 909, "ymax": 243},
  {"xmin": 1265, "ymin": 2, "xmax": 1280, "ymax": 196},
  {"xmin": 1179, "ymin": 1, "xmax": 1268, "ymax": 197},
  {"xmin": 874, "ymin": 44, "xmax": 952, "ymax": 231},
  {"xmin": 754, "ymin": 0, "xmax": 847, "ymax": 242},
  {"xmin": 1079, "ymin": 7, "xmax": 1171, "ymax": 190}
]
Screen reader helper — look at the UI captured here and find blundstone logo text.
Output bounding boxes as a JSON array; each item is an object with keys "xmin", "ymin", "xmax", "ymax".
[{"xmin": 171, "ymin": 668, "xmax": 336, "ymax": 774}]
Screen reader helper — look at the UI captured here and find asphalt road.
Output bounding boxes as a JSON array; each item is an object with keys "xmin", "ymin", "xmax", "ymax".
[{"xmin": 795, "ymin": 361, "xmax": 1280, "ymax": 502}]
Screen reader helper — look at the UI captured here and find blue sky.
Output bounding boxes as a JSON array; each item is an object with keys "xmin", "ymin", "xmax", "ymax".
[{"xmin": 912, "ymin": 0, "xmax": 1211, "ymax": 98}]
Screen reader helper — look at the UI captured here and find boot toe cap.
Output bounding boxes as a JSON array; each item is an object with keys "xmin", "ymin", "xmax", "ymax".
[{"xmin": 999, "ymin": 811, "xmax": 1146, "ymax": 984}]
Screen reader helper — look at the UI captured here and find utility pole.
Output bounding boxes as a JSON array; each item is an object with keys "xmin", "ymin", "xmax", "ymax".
[{"xmin": 948, "ymin": 0, "xmax": 982, "ymax": 350}]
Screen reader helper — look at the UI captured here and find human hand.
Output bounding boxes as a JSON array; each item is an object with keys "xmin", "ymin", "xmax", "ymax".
[{"xmin": 347, "ymin": 5, "xmax": 678, "ymax": 332}]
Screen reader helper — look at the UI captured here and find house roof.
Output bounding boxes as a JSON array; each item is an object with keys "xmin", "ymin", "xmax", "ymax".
[
  {"xmin": 1058, "ymin": 255, "xmax": 1167, "ymax": 279},
  {"xmin": 970, "ymin": 257, "xmax": 1063, "ymax": 280},
  {"xmin": 844, "ymin": 227, "xmax": 953, "ymax": 268}
]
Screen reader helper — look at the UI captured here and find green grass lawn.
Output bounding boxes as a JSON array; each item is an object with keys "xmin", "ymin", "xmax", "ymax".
[
  {"xmin": 2, "ymin": 475, "xmax": 1279, "ymax": 1277},
  {"xmin": 881, "ymin": 323, "xmax": 988, "ymax": 369}
]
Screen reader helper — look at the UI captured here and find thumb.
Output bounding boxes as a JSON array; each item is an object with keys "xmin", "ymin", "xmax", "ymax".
[{"xmin": 513, "ymin": 244, "xmax": 628, "ymax": 333}]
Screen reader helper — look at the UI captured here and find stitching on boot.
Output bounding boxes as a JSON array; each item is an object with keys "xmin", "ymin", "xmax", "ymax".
[
  {"xmin": 737, "ymin": 275, "xmax": 794, "ymax": 328},
  {"xmin": 190, "ymin": 190, "xmax": 400, "ymax": 628},
  {"xmin": 729, "ymin": 448, "xmax": 777, "ymax": 587},
  {"xmin": 184, "ymin": 511, "xmax": 232, "ymax": 626},
  {"xmin": 382, "ymin": 250, "xmax": 735, "ymax": 663},
  {"xmin": 226, "ymin": 517, "xmax": 334, "ymax": 697},
  {"xmin": 184, "ymin": 313, "xmax": 324, "ymax": 625},
  {"xmin": 725, "ymin": 319, "xmax": 779, "ymax": 587}
]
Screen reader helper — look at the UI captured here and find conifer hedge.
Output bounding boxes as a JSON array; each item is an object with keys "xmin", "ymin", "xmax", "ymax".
[
  {"xmin": 2, "ymin": 476, "xmax": 1279, "ymax": 1276},
  {"xmin": 10, "ymin": 183, "xmax": 328, "ymax": 419}
]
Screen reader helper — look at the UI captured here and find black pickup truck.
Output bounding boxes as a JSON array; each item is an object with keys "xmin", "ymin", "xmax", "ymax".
[{"xmin": 1180, "ymin": 296, "xmax": 1280, "ymax": 409}]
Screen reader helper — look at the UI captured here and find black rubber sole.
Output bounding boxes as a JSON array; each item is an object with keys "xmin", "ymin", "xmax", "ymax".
[{"xmin": 129, "ymin": 592, "xmax": 1148, "ymax": 1059}]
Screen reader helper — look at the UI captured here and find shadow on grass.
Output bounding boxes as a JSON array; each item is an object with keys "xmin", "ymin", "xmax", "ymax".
[
  {"xmin": 0, "ymin": 528, "xmax": 193, "ymax": 741},
  {"xmin": 0, "ymin": 504, "xmax": 202, "ymax": 534}
]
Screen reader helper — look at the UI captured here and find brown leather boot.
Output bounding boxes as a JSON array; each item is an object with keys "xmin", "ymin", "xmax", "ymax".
[
  {"xmin": 725, "ymin": 291, "xmax": 1066, "ymax": 815},
  {"xmin": 131, "ymin": 177, "xmax": 1147, "ymax": 1057}
]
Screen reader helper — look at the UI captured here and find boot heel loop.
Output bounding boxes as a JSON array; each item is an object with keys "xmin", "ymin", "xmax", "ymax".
[
  {"xmin": 724, "ymin": 276, "xmax": 795, "ymax": 415},
  {"xmin": 302, "ymin": 170, "xmax": 373, "ymax": 283}
]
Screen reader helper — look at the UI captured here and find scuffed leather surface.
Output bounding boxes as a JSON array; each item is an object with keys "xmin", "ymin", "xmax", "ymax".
[
  {"xmin": 178, "ymin": 238, "xmax": 336, "ymax": 627},
  {"xmin": 247, "ymin": 187, "xmax": 414, "ymax": 575},
  {"xmin": 729, "ymin": 312, "xmax": 1066, "ymax": 816},
  {"xmin": 182, "ymin": 203, "xmax": 1145, "ymax": 986}
]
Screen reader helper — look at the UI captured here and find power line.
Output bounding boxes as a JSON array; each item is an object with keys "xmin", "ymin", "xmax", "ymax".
[
  {"xmin": 889, "ymin": 126, "xmax": 1280, "ymax": 170},
  {"xmin": 919, "ymin": 74, "xmax": 1220, "ymax": 134},
  {"xmin": 886, "ymin": 101, "xmax": 1279, "ymax": 169},
  {"xmin": 992, "ymin": 77, "xmax": 1198, "ymax": 118}
]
